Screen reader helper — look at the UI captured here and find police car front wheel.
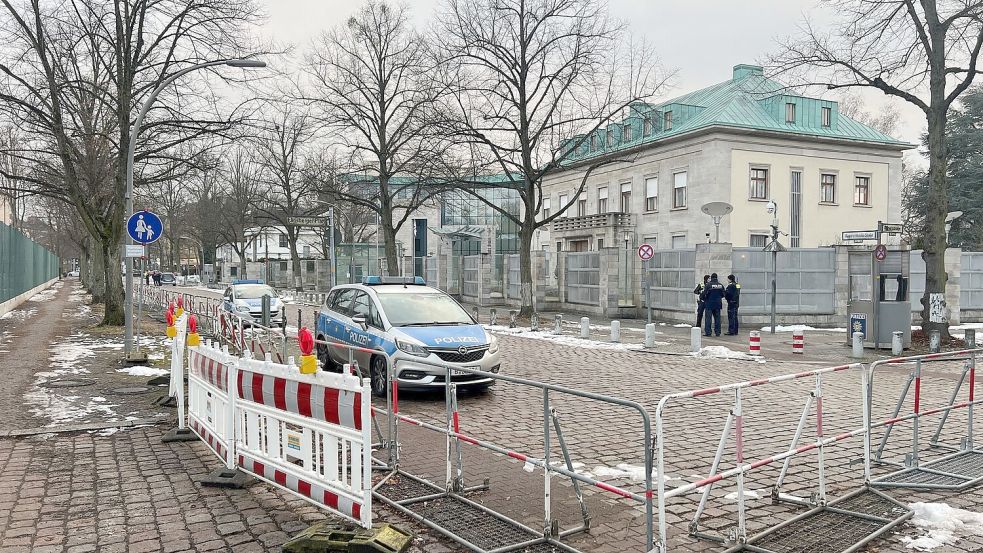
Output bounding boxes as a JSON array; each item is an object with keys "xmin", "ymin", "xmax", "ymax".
[{"xmin": 370, "ymin": 356, "xmax": 388, "ymax": 397}]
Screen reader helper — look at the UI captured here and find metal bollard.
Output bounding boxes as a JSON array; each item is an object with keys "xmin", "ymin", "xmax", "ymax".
[
  {"xmin": 852, "ymin": 331, "xmax": 864, "ymax": 359},
  {"xmin": 645, "ymin": 323, "xmax": 656, "ymax": 348},
  {"xmin": 580, "ymin": 317, "xmax": 590, "ymax": 339},
  {"xmin": 967, "ymin": 329, "xmax": 976, "ymax": 349},
  {"xmin": 490, "ymin": 308, "xmax": 497, "ymax": 326},
  {"xmin": 892, "ymin": 331, "xmax": 904, "ymax": 355},
  {"xmin": 691, "ymin": 327, "xmax": 702, "ymax": 353},
  {"xmin": 929, "ymin": 330, "xmax": 941, "ymax": 353},
  {"xmin": 792, "ymin": 331, "xmax": 804, "ymax": 354},
  {"xmin": 748, "ymin": 331, "xmax": 761, "ymax": 356},
  {"xmin": 509, "ymin": 310, "xmax": 518, "ymax": 328},
  {"xmin": 554, "ymin": 314, "xmax": 562, "ymax": 335},
  {"xmin": 610, "ymin": 320, "xmax": 620, "ymax": 343},
  {"xmin": 531, "ymin": 312, "xmax": 540, "ymax": 331}
]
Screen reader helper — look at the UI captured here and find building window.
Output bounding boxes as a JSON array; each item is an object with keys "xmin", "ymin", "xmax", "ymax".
[
  {"xmin": 597, "ymin": 238, "xmax": 604, "ymax": 249},
  {"xmin": 750, "ymin": 233, "xmax": 770, "ymax": 248},
  {"xmin": 790, "ymin": 170, "xmax": 802, "ymax": 248},
  {"xmin": 749, "ymin": 167, "xmax": 768, "ymax": 199},
  {"xmin": 664, "ymin": 111, "xmax": 673, "ymax": 131},
  {"xmin": 671, "ymin": 234, "xmax": 686, "ymax": 249},
  {"xmin": 303, "ymin": 245, "xmax": 310, "ymax": 257},
  {"xmin": 589, "ymin": 134, "xmax": 597, "ymax": 151},
  {"xmin": 820, "ymin": 173, "xmax": 836, "ymax": 203},
  {"xmin": 558, "ymin": 194, "xmax": 568, "ymax": 218},
  {"xmin": 643, "ymin": 117, "xmax": 653, "ymax": 136},
  {"xmin": 785, "ymin": 102, "xmax": 796, "ymax": 123},
  {"xmin": 821, "ymin": 106, "xmax": 831, "ymax": 128},
  {"xmin": 645, "ymin": 177, "xmax": 658, "ymax": 211},
  {"xmin": 623, "ymin": 125, "xmax": 632, "ymax": 142},
  {"xmin": 855, "ymin": 176, "xmax": 870, "ymax": 206},
  {"xmin": 577, "ymin": 198, "xmax": 587, "ymax": 217},
  {"xmin": 607, "ymin": 128, "xmax": 615, "ymax": 146},
  {"xmin": 542, "ymin": 198, "xmax": 551, "ymax": 220},
  {"xmin": 620, "ymin": 182, "xmax": 632, "ymax": 212},
  {"xmin": 597, "ymin": 187, "xmax": 608, "ymax": 213},
  {"xmin": 644, "ymin": 236, "xmax": 657, "ymax": 250},
  {"xmin": 279, "ymin": 233, "xmax": 288, "ymax": 248},
  {"xmin": 672, "ymin": 171, "xmax": 687, "ymax": 208}
]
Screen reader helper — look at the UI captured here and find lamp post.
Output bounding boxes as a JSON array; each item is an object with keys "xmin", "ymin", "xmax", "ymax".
[
  {"xmin": 765, "ymin": 200, "xmax": 784, "ymax": 335},
  {"xmin": 624, "ymin": 230, "xmax": 631, "ymax": 305},
  {"xmin": 124, "ymin": 58, "xmax": 266, "ymax": 358}
]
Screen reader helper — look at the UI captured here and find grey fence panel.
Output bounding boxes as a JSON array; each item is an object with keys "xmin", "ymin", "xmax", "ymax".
[
  {"xmin": 0, "ymin": 222, "xmax": 60, "ymax": 304},
  {"xmin": 462, "ymin": 255, "xmax": 480, "ymax": 300},
  {"xmin": 732, "ymin": 248, "xmax": 835, "ymax": 315},
  {"xmin": 506, "ymin": 254, "xmax": 521, "ymax": 300},
  {"xmin": 961, "ymin": 252, "xmax": 983, "ymax": 309},
  {"xmin": 425, "ymin": 256, "xmax": 438, "ymax": 289},
  {"xmin": 644, "ymin": 250, "xmax": 696, "ymax": 312},
  {"xmin": 564, "ymin": 252, "xmax": 600, "ymax": 306},
  {"xmin": 910, "ymin": 250, "xmax": 925, "ymax": 313}
]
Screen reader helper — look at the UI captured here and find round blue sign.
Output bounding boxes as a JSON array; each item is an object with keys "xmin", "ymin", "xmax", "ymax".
[{"xmin": 126, "ymin": 210, "xmax": 163, "ymax": 244}]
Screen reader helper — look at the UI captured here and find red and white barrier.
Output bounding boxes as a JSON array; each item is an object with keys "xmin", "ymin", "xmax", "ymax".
[
  {"xmin": 235, "ymin": 354, "xmax": 372, "ymax": 527},
  {"xmin": 792, "ymin": 331, "xmax": 804, "ymax": 354},
  {"xmin": 748, "ymin": 331, "xmax": 761, "ymax": 356},
  {"xmin": 187, "ymin": 341, "xmax": 237, "ymax": 468}
]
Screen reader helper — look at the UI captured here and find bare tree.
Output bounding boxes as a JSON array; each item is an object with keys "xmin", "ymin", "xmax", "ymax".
[
  {"xmin": 216, "ymin": 149, "xmax": 263, "ymax": 277},
  {"xmin": 303, "ymin": 1, "xmax": 447, "ymax": 275},
  {"xmin": 437, "ymin": 0, "xmax": 667, "ymax": 316},
  {"xmin": 837, "ymin": 92, "xmax": 902, "ymax": 136},
  {"xmin": 0, "ymin": 0, "xmax": 264, "ymax": 324},
  {"xmin": 771, "ymin": 0, "xmax": 983, "ymax": 337},
  {"xmin": 252, "ymin": 108, "xmax": 320, "ymax": 290},
  {"xmin": 140, "ymin": 175, "xmax": 189, "ymax": 272}
]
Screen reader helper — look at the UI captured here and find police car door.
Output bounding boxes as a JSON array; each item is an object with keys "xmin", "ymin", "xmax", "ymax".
[
  {"xmin": 326, "ymin": 289, "xmax": 356, "ymax": 365},
  {"xmin": 349, "ymin": 291, "xmax": 382, "ymax": 371}
]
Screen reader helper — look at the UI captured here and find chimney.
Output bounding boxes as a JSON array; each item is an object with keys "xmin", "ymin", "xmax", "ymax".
[{"xmin": 733, "ymin": 64, "xmax": 764, "ymax": 80}]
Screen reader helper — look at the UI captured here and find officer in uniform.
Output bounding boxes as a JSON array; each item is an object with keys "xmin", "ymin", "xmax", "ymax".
[
  {"xmin": 725, "ymin": 274, "xmax": 741, "ymax": 335},
  {"xmin": 703, "ymin": 273, "xmax": 726, "ymax": 337},
  {"xmin": 694, "ymin": 274, "xmax": 710, "ymax": 328}
]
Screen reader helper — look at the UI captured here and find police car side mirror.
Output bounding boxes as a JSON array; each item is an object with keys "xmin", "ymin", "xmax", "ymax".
[{"xmin": 352, "ymin": 316, "xmax": 368, "ymax": 331}]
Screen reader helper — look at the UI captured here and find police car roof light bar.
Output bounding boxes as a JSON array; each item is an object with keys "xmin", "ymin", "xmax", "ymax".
[
  {"xmin": 362, "ymin": 276, "xmax": 426, "ymax": 286},
  {"xmin": 232, "ymin": 279, "xmax": 264, "ymax": 285}
]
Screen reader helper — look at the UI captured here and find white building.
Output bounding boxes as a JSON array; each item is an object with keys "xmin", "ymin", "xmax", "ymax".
[{"xmin": 539, "ymin": 64, "xmax": 912, "ymax": 252}]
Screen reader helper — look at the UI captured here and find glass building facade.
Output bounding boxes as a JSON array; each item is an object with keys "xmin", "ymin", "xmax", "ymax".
[{"xmin": 440, "ymin": 188, "xmax": 521, "ymax": 255}]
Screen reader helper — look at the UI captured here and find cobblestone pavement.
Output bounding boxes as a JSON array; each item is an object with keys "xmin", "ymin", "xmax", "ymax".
[{"xmin": 5, "ymin": 281, "xmax": 983, "ymax": 553}]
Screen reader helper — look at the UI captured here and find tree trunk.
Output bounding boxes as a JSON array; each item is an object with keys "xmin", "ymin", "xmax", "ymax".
[
  {"xmin": 238, "ymin": 250, "xmax": 248, "ymax": 279},
  {"xmin": 518, "ymin": 219, "xmax": 535, "ymax": 318},
  {"xmin": 289, "ymin": 240, "xmax": 303, "ymax": 291},
  {"xmin": 78, "ymin": 241, "xmax": 90, "ymax": 288},
  {"xmin": 383, "ymin": 223, "xmax": 400, "ymax": 277},
  {"xmin": 90, "ymin": 239, "xmax": 106, "ymax": 302},
  {"xmin": 101, "ymin": 241, "xmax": 125, "ymax": 325},
  {"xmin": 920, "ymin": 110, "xmax": 950, "ymax": 337}
]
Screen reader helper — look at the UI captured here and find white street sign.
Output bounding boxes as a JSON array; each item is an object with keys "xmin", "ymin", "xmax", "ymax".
[
  {"xmin": 125, "ymin": 244, "xmax": 145, "ymax": 258},
  {"xmin": 842, "ymin": 230, "xmax": 878, "ymax": 241}
]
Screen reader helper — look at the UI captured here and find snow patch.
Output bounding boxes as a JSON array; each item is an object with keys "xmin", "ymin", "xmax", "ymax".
[
  {"xmin": 117, "ymin": 365, "xmax": 168, "ymax": 377},
  {"xmin": 485, "ymin": 325, "xmax": 645, "ymax": 351},
  {"xmin": 899, "ymin": 502, "xmax": 983, "ymax": 551},
  {"xmin": 592, "ymin": 463, "xmax": 677, "ymax": 483},
  {"xmin": 28, "ymin": 288, "xmax": 58, "ymax": 302},
  {"xmin": 759, "ymin": 324, "xmax": 847, "ymax": 333},
  {"xmin": 691, "ymin": 346, "xmax": 766, "ymax": 363},
  {"xmin": 1, "ymin": 307, "xmax": 37, "ymax": 321},
  {"xmin": 724, "ymin": 490, "xmax": 766, "ymax": 501}
]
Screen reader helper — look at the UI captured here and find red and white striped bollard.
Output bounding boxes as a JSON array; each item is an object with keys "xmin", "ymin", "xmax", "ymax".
[
  {"xmin": 749, "ymin": 331, "xmax": 761, "ymax": 356},
  {"xmin": 792, "ymin": 331, "xmax": 804, "ymax": 354}
]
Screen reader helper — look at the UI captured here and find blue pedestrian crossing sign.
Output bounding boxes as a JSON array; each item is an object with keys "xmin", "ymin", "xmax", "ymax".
[{"xmin": 126, "ymin": 210, "xmax": 163, "ymax": 244}]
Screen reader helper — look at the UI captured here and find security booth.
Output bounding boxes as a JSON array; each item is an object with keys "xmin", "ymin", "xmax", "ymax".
[{"xmin": 847, "ymin": 244, "xmax": 911, "ymax": 349}]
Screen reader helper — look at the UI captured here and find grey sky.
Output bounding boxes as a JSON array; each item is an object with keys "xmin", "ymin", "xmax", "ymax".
[{"xmin": 259, "ymin": 0, "xmax": 926, "ymax": 155}]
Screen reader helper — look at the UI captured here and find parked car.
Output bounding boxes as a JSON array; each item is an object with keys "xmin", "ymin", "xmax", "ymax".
[
  {"xmin": 67, "ymin": 270, "xmax": 80, "ymax": 277},
  {"xmin": 315, "ymin": 276, "xmax": 500, "ymax": 397},
  {"xmin": 221, "ymin": 280, "xmax": 286, "ymax": 327},
  {"xmin": 159, "ymin": 272, "xmax": 177, "ymax": 286},
  {"xmin": 185, "ymin": 274, "xmax": 201, "ymax": 286}
]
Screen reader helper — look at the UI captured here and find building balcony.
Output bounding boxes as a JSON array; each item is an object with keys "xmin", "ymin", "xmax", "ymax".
[{"xmin": 551, "ymin": 212, "xmax": 634, "ymax": 233}]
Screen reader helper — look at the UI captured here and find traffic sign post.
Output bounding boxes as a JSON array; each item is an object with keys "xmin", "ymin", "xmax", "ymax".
[
  {"xmin": 638, "ymin": 243, "xmax": 655, "ymax": 323},
  {"xmin": 127, "ymin": 210, "xmax": 163, "ymax": 244},
  {"xmin": 125, "ymin": 210, "xmax": 163, "ymax": 363}
]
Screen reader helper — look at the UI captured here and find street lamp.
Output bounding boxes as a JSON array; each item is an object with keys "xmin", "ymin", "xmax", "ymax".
[
  {"xmin": 763, "ymin": 200, "xmax": 786, "ymax": 334},
  {"xmin": 624, "ymin": 230, "xmax": 631, "ymax": 305},
  {"xmin": 124, "ymin": 58, "xmax": 266, "ymax": 359}
]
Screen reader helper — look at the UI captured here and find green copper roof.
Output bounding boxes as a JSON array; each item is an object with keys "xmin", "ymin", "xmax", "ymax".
[{"xmin": 563, "ymin": 65, "xmax": 911, "ymax": 162}]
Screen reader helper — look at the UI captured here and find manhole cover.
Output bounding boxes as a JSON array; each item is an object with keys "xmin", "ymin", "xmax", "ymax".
[
  {"xmin": 112, "ymin": 386, "xmax": 151, "ymax": 395},
  {"xmin": 43, "ymin": 378, "xmax": 96, "ymax": 388}
]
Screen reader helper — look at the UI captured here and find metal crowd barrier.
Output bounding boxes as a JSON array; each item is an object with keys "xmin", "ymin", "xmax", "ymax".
[
  {"xmin": 370, "ymin": 356, "xmax": 655, "ymax": 553},
  {"xmin": 653, "ymin": 363, "xmax": 912, "ymax": 553},
  {"xmin": 868, "ymin": 344, "xmax": 983, "ymax": 490}
]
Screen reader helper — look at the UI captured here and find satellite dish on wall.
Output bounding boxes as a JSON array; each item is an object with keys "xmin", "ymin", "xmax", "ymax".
[{"xmin": 701, "ymin": 202, "xmax": 733, "ymax": 243}]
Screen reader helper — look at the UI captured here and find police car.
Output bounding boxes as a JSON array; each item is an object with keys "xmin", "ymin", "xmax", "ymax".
[
  {"xmin": 315, "ymin": 276, "xmax": 501, "ymax": 397},
  {"xmin": 221, "ymin": 279, "xmax": 287, "ymax": 326}
]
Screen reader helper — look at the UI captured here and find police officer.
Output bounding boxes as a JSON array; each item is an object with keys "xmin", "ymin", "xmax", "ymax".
[
  {"xmin": 725, "ymin": 274, "xmax": 741, "ymax": 335},
  {"xmin": 703, "ymin": 273, "xmax": 725, "ymax": 337},
  {"xmin": 694, "ymin": 274, "xmax": 710, "ymax": 328}
]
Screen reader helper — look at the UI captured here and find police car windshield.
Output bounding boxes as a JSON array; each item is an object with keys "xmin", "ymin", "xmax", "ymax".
[
  {"xmin": 376, "ymin": 292, "xmax": 473, "ymax": 326},
  {"xmin": 235, "ymin": 284, "xmax": 276, "ymax": 299}
]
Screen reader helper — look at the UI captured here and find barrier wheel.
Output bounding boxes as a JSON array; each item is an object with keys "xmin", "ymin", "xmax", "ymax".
[{"xmin": 370, "ymin": 356, "xmax": 388, "ymax": 397}]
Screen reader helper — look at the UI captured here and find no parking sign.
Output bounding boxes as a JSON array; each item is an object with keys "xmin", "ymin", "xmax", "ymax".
[{"xmin": 637, "ymin": 243, "xmax": 654, "ymax": 261}]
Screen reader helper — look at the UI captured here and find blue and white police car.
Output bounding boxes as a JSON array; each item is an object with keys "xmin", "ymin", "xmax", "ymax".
[
  {"xmin": 221, "ymin": 280, "xmax": 287, "ymax": 327},
  {"xmin": 315, "ymin": 276, "xmax": 501, "ymax": 397}
]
